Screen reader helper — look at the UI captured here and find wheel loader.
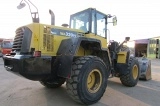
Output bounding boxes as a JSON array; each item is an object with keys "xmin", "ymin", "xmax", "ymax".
[{"xmin": 3, "ymin": 0, "xmax": 151, "ymax": 105}]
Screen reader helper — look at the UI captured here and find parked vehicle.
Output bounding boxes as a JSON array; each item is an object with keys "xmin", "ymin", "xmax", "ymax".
[{"xmin": 0, "ymin": 39, "xmax": 13, "ymax": 57}]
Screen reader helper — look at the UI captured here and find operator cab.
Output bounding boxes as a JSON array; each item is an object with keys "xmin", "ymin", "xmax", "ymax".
[{"xmin": 69, "ymin": 8, "xmax": 117, "ymax": 38}]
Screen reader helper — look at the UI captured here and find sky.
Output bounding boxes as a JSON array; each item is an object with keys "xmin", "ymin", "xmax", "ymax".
[{"xmin": 0, "ymin": 0, "xmax": 160, "ymax": 42}]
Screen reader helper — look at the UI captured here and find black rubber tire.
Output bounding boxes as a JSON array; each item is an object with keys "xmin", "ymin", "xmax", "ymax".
[
  {"xmin": 66, "ymin": 56, "xmax": 108, "ymax": 105},
  {"xmin": 120, "ymin": 57, "xmax": 140, "ymax": 87},
  {"xmin": 40, "ymin": 77, "xmax": 66, "ymax": 88}
]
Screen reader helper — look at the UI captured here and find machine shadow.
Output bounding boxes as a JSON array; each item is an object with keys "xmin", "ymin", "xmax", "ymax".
[
  {"xmin": 41, "ymin": 84, "xmax": 82, "ymax": 106},
  {"xmin": 41, "ymin": 84, "xmax": 107, "ymax": 106},
  {"xmin": 108, "ymin": 79, "xmax": 160, "ymax": 106}
]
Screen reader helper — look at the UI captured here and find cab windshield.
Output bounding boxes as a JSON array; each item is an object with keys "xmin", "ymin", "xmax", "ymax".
[
  {"xmin": 70, "ymin": 12, "xmax": 89, "ymax": 32},
  {"xmin": 69, "ymin": 8, "xmax": 107, "ymax": 38}
]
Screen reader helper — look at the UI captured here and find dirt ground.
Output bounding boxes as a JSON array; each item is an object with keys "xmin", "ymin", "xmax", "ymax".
[{"xmin": 0, "ymin": 58, "xmax": 159, "ymax": 106}]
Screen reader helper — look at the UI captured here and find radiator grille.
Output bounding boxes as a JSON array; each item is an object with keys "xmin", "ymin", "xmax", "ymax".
[{"xmin": 12, "ymin": 27, "xmax": 24, "ymax": 52}]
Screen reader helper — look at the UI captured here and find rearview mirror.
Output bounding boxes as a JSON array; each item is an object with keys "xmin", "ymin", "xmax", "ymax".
[
  {"xmin": 17, "ymin": 3, "xmax": 26, "ymax": 9},
  {"xmin": 113, "ymin": 16, "xmax": 117, "ymax": 26},
  {"xmin": 125, "ymin": 37, "xmax": 130, "ymax": 41}
]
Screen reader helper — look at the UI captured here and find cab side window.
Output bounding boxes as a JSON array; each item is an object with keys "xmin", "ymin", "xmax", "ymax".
[{"xmin": 96, "ymin": 13, "xmax": 105, "ymax": 37}]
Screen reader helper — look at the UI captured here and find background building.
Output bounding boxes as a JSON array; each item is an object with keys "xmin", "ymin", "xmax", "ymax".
[
  {"xmin": 147, "ymin": 36, "xmax": 160, "ymax": 59},
  {"xmin": 133, "ymin": 36, "xmax": 160, "ymax": 59}
]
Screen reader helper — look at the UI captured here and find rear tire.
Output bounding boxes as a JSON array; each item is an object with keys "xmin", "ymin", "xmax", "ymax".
[
  {"xmin": 40, "ymin": 77, "xmax": 66, "ymax": 88},
  {"xmin": 66, "ymin": 56, "xmax": 108, "ymax": 105},
  {"xmin": 120, "ymin": 57, "xmax": 140, "ymax": 87}
]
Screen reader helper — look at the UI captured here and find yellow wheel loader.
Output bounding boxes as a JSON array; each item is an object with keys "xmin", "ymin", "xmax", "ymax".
[{"xmin": 3, "ymin": 0, "xmax": 151, "ymax": 105}]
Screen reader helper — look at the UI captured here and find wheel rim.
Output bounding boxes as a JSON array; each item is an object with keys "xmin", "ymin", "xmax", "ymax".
[
  {"xmin": 87, "ymin": 69, "xmax": 102, "ymax": 93},
  {"xmin": 132, "ymin": 65, "xmax": 138, "ymax": 80}
]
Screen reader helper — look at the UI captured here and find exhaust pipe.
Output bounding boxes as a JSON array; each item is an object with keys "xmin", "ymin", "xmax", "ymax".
[{"xmin": 49, "ymin": 9, "xmax": 55, "ymax": 25}]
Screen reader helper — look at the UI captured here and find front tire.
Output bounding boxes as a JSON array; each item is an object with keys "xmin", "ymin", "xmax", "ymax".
[
  {"xmin": 66, "ymin": 56, "xmax": 108, "ymax": 105},
  {"xmin": 120, "ymin": 57, "xmax": 140, "ymax": 87}
]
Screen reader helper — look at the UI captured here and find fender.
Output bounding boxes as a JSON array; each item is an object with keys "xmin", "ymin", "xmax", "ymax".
[{"xmin": 56, "ymin": 37, "xmax": 111, "ymax": 78}]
